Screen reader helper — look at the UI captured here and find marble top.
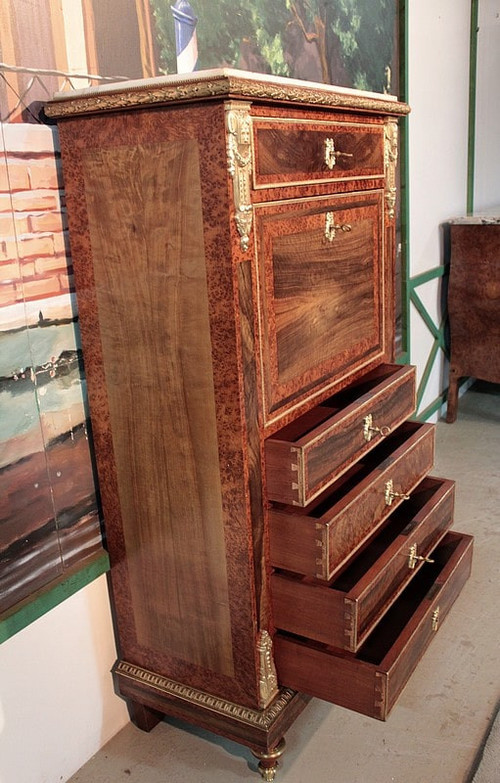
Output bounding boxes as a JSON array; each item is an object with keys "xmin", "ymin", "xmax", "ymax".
[
  {"xmin": 46, "ymin": 67, "xmax": 409, "ymax": 119},
  {"xmin": 449, "ymin": 208, "xmax": 500, "ymax": 225}
]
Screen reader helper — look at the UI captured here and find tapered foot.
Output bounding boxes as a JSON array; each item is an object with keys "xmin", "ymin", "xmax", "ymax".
[
  {"xmin": 252, "ymin": 738, "xmax": 286, "ymax": 781},
  {"xmin": 127, "ymin": 699, "xmax": 162, "ymax": 732},
  {"xmin": 446, "ymin": 369, "xmax": 460, "ymax": 423}
]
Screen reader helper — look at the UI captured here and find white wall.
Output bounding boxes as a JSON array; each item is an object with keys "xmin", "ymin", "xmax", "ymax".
[
  {"xmin": 0, "ymin": 576, "xmax": 128, "ymax": 783},
  {"xmin": 0, "ymin": 4, "xmax": 495, "ymax": 783},
  {"xmin": 408, "ymin": 0, "xmax": 471, "ymax": 415},
  {"xmin": 474, "ymin": 0, "xmax": 500, "ymax": 210}
]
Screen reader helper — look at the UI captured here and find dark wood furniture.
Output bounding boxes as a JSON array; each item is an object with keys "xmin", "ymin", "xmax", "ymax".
[
  {"xmin": 47, "ymin": 70, "xmax": 472, "ymax": 780},
  {"xmin": 446, "ymin": 214, "xmax": 500, "ymax": 422}
]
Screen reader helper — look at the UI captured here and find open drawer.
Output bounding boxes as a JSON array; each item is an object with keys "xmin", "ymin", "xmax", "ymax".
[
  {"xmin": 273, "ymin": 532, "xmax": 473, "ymax": 720},
  {"xmin": 265, "ymin": 364, "xmax": 416, "ymax": 506},
  {"xmin": 269, "ymin": 421, "xmax": 435, "ymax": 580},
  {"xmin": 271, "ymin": 476, "xmax": 455, "ymax": 652}
]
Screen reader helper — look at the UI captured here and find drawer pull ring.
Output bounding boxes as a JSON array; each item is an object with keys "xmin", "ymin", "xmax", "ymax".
[
  {"xmin": 325, "ymin": 211, "xmax": 352, "ymax": 242},
  {"xmin": 408, "ymin": 543, "xmax": 435, "ymax": 570},
  {"xmin": 384, "ymin": 478, "xmax": 410, "ymax": 507},
  {"xmin": 363, "ymin": 413, "xmax": 391, "ymax": 442},
  {"xmin": 431, "ymin": 607, "xmax": 440, "ymax": 632},
  {"xmin": 324, "ymin": 137, "xmax": 353, "ymax": 170}
]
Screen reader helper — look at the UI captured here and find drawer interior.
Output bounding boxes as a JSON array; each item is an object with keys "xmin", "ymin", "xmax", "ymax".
[
  {"xmin": 282, "ymin": 533, "xmax": 464, "ymax": 666},
  {"xmin": 274, "ymin": 532, "xmax": 473, "ymax": 719},
  {"xmin": 272, "ymin": 364, "xmax": 403, "ymax": 444},
  {"xmin": 271, "ymin": 476, "xmax": 453, "ymax": 648},
  {"xmin": 358, "ymin": 534, "xmax": 464, "ymax": 664},
  {"xmin": 330, "ymin": 477, "xmax": 449, "ymax": 591}
]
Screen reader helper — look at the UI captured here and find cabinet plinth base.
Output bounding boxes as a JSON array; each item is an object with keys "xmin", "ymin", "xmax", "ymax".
[{"xmin": 113, "ymin": 660, "xmax": 309, "ymax": 757}]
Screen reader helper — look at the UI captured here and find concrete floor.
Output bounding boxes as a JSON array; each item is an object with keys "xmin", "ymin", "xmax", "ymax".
[{"xmin": 69, "ymin": 386, "xmax": 500, "ymax": 783}]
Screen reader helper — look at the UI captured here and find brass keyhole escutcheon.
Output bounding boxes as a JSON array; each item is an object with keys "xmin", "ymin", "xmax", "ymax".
[
  {"xmin": 325, "ymin": 211, "xmax": 352, "ymax": 242},
  {"xmin": 384, "ymin": 478, "xmax": 410, "ymax": 507},
  {"xmin": 324, "ymin": 137, "xmax": 354, "ymax": 170},
  {"xmin": 408, "ymin": 543, "xmax": 435, "ymax": 570},
  {"xmin": 363, "ymin": 413, "xmax": 391, "ymax": 442}
]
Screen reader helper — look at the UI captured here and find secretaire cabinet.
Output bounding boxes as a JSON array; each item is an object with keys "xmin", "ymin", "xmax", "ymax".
[{"xmin": 47, "ymin": 70, "xmax": 472, "ymax": 780}]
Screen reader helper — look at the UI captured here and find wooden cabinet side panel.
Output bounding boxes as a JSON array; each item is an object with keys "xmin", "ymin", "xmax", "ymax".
[
  {"xmin": 58, "ymin": 105, "xmax": 261, "ymax": 707},
  {"xmin": 81, "ymin": 137, "xmax": 235, "ymax": 675}
]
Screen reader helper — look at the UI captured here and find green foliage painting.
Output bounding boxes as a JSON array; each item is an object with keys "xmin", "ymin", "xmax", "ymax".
[{"xmin": 151, "ymin": 0, "xmax": 399, "ymax": 95}]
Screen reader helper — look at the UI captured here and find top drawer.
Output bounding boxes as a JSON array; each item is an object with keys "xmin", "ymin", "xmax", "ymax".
[
  {"xmin": 265, "ymin": 364, "xmax": 416, "ymax": 506},
  {"xmin": 253, "ymin": 119, "xmax": 385, "ymax": 189}
]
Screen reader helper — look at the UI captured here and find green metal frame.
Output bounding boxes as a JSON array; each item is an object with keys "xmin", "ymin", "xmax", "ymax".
[{"xmin": 409, "ymin": 266, "xmax": 449, "ymax": 420}]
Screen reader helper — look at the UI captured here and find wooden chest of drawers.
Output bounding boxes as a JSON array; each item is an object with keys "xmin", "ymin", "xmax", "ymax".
[
  {"xmin": 47, "ymin": 70, "xmax": 471, "ymax": 780},
  {"xmin": 446, "ymin": 214, "xmax": 500, "ymax": 422}
]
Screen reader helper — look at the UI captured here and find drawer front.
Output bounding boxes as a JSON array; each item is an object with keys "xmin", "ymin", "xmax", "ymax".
[
  {"xmin": 273, "ymin": 532, "xmax": 473, "ymax": 720},
  {"xmin": 266, "ymin": 364, "xmax": 416, "ymax": 506},
  {"xmin": 255, "ymin": 191, "xmax": 388, "ymax": 424},
  {"xmin": 271, "ymin": 476, "xmax": 455, "ymax": 651},
  {"xmin": 269, "ymin": 421, "xmax": 435, "ymax": 580},
  {"xmin": 253, "ymin": 119, "xmax": 385, "ymax": 189},
  {"xmin": 352, "ymin": 476, "xmax": 455, "ymax": 644}
]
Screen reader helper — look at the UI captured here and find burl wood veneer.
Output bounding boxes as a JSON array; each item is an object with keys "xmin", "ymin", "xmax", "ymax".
[{"xmin": 47, "ymin": 69, "xmax": 471, "ymax": 780}]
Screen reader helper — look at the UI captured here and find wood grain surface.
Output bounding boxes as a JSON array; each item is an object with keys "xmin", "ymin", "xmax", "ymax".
[
  {"xmin": 265, "ymin": 364, "xmax": 416, "ymax": 506},
  {"xmin": 255, "ymin": 190, "xmax": 386, "ymax": 422},
  {"xmin": 273, "ymin": 532, "xmax": 473, "ymax": 719},
  {"xmin": 269, "ymin": 421, "xmax": 435, "ymax": 580},
  {"xmin": 83, "ymin": 138, "xmax": 234, "ymax": 675},
  {"xmin": 253, "ymin": 119, "xmax": 384, "ymax": 187},
  {"xmin": 271, "ymin": 476, "xmax": 455, "ymax": 651},
  {"xmin": 447, "ymin": 223, "xmax": 500, "ymax": 421}
]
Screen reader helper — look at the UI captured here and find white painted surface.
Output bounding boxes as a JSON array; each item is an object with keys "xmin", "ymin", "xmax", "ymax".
[
  {"xmin": 0, "ymin": 576, "xmax": 128, "ymax": 783},
  {"xmin": 407, "ymin": 1, "xmax": 472, "ymax": 415},
  {"xmin": 474, "ymin": 0, "xmax": 500, "ymax": 209}
]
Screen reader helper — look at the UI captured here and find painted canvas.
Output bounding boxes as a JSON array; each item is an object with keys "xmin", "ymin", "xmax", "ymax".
[
  {"xmin": 0, "ymin": 122, "xmax": 102, "ymax": 615},
  {"xmin": 153, "ymin": 0, "xmax": 400, "ymax": 96}
]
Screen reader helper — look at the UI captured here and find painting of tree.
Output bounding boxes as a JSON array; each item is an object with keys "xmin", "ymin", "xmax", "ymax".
[{"xmin": 151, "ymin": 0, "xmax": 399, "ymax": 95}]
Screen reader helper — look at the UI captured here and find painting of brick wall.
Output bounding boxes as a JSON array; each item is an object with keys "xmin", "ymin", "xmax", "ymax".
[{"xmin": 0, "ymin": 122, "xmax": 103, "ymax": 616}]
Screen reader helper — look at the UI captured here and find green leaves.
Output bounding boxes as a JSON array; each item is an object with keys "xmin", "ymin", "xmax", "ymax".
[{"xmin": 150, "ymin": 0, "xmax": 398, "ymax": 94}]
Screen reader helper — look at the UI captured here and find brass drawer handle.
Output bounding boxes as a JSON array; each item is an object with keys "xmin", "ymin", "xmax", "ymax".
[
  {"xmin": 325, "ymin": 211, "xmax": 352, "ymax": 242},
  {"xmin": 431, "ymin": 606, "xmax": 440, "ymax": 632},
  {"xmin": 324, "ymin": 137, "xmax": 354, "ymax": 170},
  {"xmin": 363, "ymin": 413, "xmax": 390, "ymax": 442},
  {"xmin": 408, "ymin": 543, "xmax": 435, "ymax": 570},
  {"xmin": 384, "ymin": 478, "xmax": 410, "ymax": 507}
]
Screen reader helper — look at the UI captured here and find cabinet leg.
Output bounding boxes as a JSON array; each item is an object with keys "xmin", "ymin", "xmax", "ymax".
[
  {"xmin": 446, "ymin": 371, "xmax": 459, "ymax": 423},
  {"xmin": 252, "ymin": 738, "xmax": 286, "ymax": 781},
  {"xmin": 127, "ymin": 700, "xmax": 162, "ymax": 732}
]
